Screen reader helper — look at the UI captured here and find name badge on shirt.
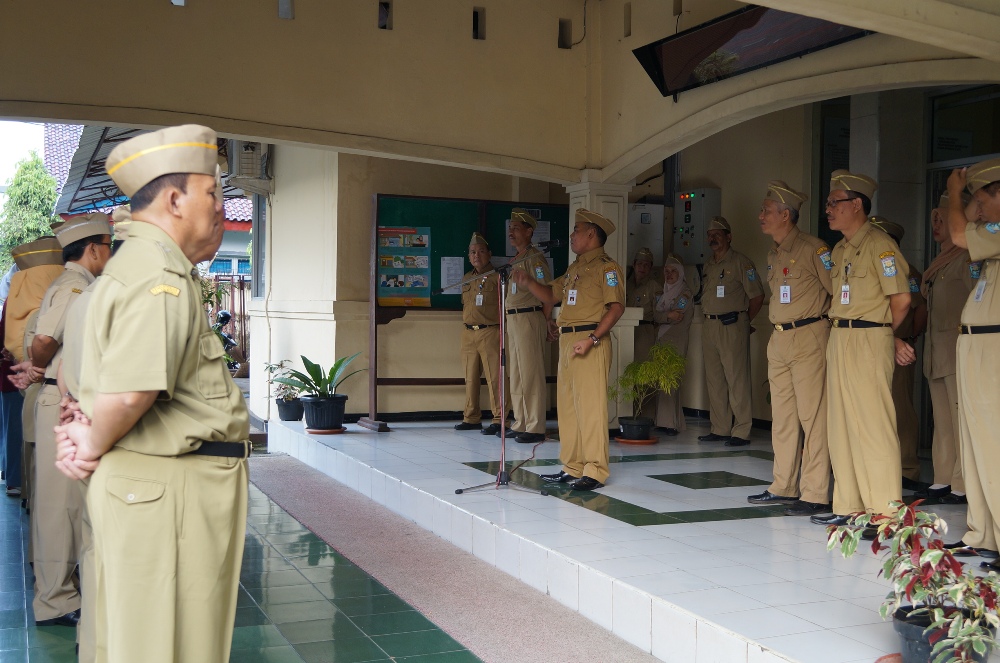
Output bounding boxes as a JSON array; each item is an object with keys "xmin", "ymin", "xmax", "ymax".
[
  {"xmin": 779, "ymin": 285, "xmax": 791, "ymax": 304},
  {"xmin": 475, "ymin": 293, "xmax": 484, "ymax": 306},
  {"xmin": 974, "ymin": 278, "xmax": 987, "ymax": 303},
  {"xmin": 716, "ymin": 285, "xmax": 725, "ymax": 298},
  {"xmin": 841, "ymin": 284, "xmax": 850, "ymax": 305},
  {"xmin": 567, "ymin": 289, "xmax": 578, "ymax": 305},
  {"xmin": 511, "ymin": 283, "xmax": 517, "ymax": 294}
]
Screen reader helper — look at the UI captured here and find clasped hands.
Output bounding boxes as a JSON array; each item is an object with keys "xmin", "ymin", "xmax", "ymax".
[
  {"xmin": 894, "ymin": 338, "xmax": 916, "ymax": 366},
  {"xmin": 9, "ymin": 360, "xmax": 44, "ymax": 390},
  {"xmin": 53, "ymin": 396, "xmax": 100, "ymax": 481}
]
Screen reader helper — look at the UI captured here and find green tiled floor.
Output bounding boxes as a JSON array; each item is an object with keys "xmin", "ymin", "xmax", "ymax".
[
  {"xmin": 0, "ymin": 484, "xmax": 482, "ymax": 663},
  {"xmin": 648, "ymin": 470, "xmax": 770, "ymax": 490}
]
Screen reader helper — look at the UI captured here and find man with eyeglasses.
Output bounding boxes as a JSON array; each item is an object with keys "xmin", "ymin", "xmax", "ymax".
[
  {"xmin": 810, "ymin": 171, "xmax": 911, "ymax": 531},
  {"xmin": 10, "ymin": 213, "xmax": 112, "ymax": 628}
]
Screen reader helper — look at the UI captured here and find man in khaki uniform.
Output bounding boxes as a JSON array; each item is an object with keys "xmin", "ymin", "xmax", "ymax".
[
  {"xmin": 24, "ymin": 214, "xmax": 112, "ymax": 628},
  {"xmin": 811, "ymin": 170, "xmax": 912, "ymax": 528},
  {"xmin": 945, "ymin": 158, "xmax": 1000, "ymax": 562},
  {"xmin": 454, "ymin": 233, "xmax": 506, "ymax": 435},
  {"xmin": 513, "ymin": 209, "xmax": 625, "ymax": 490},
  {"xmin": 699, "ymin": 216, "xmax": 764, "ymax": 447},
  {"xmin": 747, "ymin": 181, "xmax": 834, "ymax": 517},
  {"xmin": 626, "ymin": 247, "xmax": 661, "ymax": 417},
  {"xmin": 868, "ymin": 217, "xmax": 928, "ymax": 490},
  {"xmin": 53, "ymin": 125, "xmax": 250, "ymax": 663},
  {"xmin": 504, "ymin": 209, "xmax": 551, "ymax": 444}
]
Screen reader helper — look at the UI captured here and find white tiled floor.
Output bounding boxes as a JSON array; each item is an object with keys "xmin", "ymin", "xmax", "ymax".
[{"xmin": 268, "ymin": 418, "xmax": 997, "ymax": 663}]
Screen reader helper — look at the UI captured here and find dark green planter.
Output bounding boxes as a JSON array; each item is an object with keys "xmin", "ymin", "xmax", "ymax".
[
  {"xmin": 301, "ymin": 394, "xmax": 348, "ymax": 431},
  {"xmin": 618, "ymin": 416, "xmax": 654, "ymax": 440},
  {"xmin": 276, "ymin": 398, "xmax": 303, "ymax": 421},
  {"xmin": 893, "ymin": 606, "xmax": 993, "ymax": 663}
]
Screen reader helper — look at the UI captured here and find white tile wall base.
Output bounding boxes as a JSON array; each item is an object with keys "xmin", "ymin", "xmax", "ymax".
[{"xmin": 268, "ymin": 422, "xmax": 857, "ymax": 663}]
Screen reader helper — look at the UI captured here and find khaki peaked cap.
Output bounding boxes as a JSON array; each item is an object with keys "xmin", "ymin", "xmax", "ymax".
[
  {"xmin": 12, "ymin": 237, "xmax": 62, "ymax": 269},
  {"xmin": 967, "ymin": 157, "xmax": 1000, "ymax": 195},
  {"xmin": 830, "ymin": 169, "xmax": 878, "ymax": 200},
  {"xmin": 510, "ymin": 208, "xmax": 537, "ymax": 229},
  {"xmin": 111, "ymin": 205, "xmax": 132, "ymax": 241},
  {"xmin": 633, "ymin": 248, "xmax": 654, "ymax": 263},
  {"xmin": 106, "ymin": 124, "xmax": 219, "ymax": 197},
  {"xmin": 576, "ymin": 209, "xmax": 615, "ymax": 235},
  {"xmin": 708, "ymin": 216, "xmax": 731, "ymax": 232},
  {"xmin": 869, "ymin": 216, "xmax": 904, "ymax": 243},
  {"xmin": 54, "ymin": 212, "xmax": 111, "ymax": 247},
  {"xmin": 764, "ymin": 180, "xmax": 807, "ymax": 211},
  {"xmin": 469, "ymin": 232, "xmax": 489, "ymax": 249}
]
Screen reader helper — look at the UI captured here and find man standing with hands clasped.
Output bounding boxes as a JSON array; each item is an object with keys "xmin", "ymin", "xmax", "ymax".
[
  {"xmin": 53, "ymin": 125, "xmax": 251, "ymax": 663},
  {"xmin": 512, "ymin": 209, "xmax": 625, "ymax": 491}
]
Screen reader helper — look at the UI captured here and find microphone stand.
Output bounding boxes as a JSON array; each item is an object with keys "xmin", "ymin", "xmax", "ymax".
[{"xmin": 454, "ymin": 245, "xmax": 554, "ymax": 497}]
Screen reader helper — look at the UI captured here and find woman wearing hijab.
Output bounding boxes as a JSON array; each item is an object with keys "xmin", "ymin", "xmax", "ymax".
[
  {"xmin": 653, "ymin": 255, "xmax": 694, "ymax": 435},
  {"xmin": 920, "ymin": 192, "xmax": 979, "ymax": 504}
]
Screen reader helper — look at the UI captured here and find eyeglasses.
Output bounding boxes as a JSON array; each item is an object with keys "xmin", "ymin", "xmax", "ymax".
[{"xmin": 825, "ymin": 197, "xmax": 854, "ymax": 210}]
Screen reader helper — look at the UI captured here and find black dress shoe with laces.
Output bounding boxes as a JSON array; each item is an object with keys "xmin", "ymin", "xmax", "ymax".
[
  {"xmin": 914, "ymin": 485, "xmax": 951, "ymax": 499},
  {"xmin": 516, "ymin": 432, "xmax": 546, "ymax": 444},
  {"xmin": 747, "ymin": 490, "xmax": 798, "ymax": 505},
  {"xmin": 810, "ymin": 513, "xmax": 851, "ymax": 526},
  {"xmin": 481, "ymin": 423, "xmax": 501, "ymax": 435},
  {"xmin": 725, "ymin": 437, "xmax": 751, "ymax": 447},
  {"xmin": 784, "ymin": 500, "xmax": 833, "ymax": 517},
  {"xmin": 540, "ymin": 471, "xmax": 576, "ymax": 483},
  {"xmin": 939, "ymin": 492, "xmax": 968, "ymax": 504},
  {"xmin": 494, "ymin": 427, "xmax": 518, "ymax": 438},
  {"xmin": 902, "ymin": 476, "xmax": 930, "ymax": 492},
  {"xmin": 569, "ymin": 476, "xmax": 604, "ymax": 491},
  {"xmin": 697, "ymin": 433, "xmax": 729, "ymax": 443},
  {"xmin": 454, "ymin": 422, "xmax": 482, "ymax": 431},
  {"xmin": 36, "ymin": 609, "xmax": 80, "ymax": 628}
]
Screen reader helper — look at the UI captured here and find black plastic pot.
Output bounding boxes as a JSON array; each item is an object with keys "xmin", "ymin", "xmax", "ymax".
[
  {"xmin": 276, "ymin": 398, "xmax": 304, "ymax": 422},
  {"xmin": 893, "ymin": 606, "xmax": 993, "ymax": 663},
  {"xmin": 618, "ymin": 416, "xmax": 654, "ymax": 440},
  {"xmin": 301, "ymin": 394, "xmax": 348, "ymax": 431}
]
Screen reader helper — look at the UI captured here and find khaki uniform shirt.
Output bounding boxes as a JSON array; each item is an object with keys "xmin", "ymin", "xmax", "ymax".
[
  {"xmin": 461, "ymin": 269, "xmax": 500, "ymax": 326},
  {"xmin": 550, "ymin": 247, "xmax": 626, "ymax": 326},
  {"xmin": 626, "ymin": 276, "xmax": 662, "ymax": 321},
  {"xmin": 78, "ymin": 222, "xmax": 249, "ymax": 456},
  {"xmin": 829, "ymin": 222, "xmax": 911, "ymax": 323},
  {"xmin": 894, "ymin": 264, "xmax": 926, "ymax": 340},
  {"xmin": 505, "ymin": 246, "xmax": 551, "ymax": 309},
  {"xmin": 62, "ymin": 283, "xmax": 97, "ymax": 397},
  {"xmin": 923, "ymin": 251, "xmax": 976, "ymax": 379},
  {"xmin": 702, "ymin": 247, "xmax": 764, "ymax": 315},
  {"xmin": 961, "ymin": 221, "xmax": 1000, "ymax": 325},
  {"xmin": 34, "ymin": 263, "xmax": 96, "ymax": 381},
  {"xmin": 766, "ymin": 225, "xmax": 833, "ymax": 324}
]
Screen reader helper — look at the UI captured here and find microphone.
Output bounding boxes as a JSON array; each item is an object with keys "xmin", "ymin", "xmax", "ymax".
[{"xmin": 537, "ymin": 239, "xmax": 564, "ymax": 249}]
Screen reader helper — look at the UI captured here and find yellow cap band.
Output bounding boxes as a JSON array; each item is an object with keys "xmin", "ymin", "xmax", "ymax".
[{"xmin": 106, "ymin": 141, "xmax": 217, "ymax": 175}]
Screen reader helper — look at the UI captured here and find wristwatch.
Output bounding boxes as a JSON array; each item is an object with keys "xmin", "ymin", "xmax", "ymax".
[{"xmin": 588, "ymin": 333, "xmax": 601, "ymax": 346}]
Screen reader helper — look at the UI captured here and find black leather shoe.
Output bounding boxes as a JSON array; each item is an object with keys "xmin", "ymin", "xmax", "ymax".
[
  {"xmin": 860, "ymin": 525, "xmax": 880, "ymax": 541},
  {"xmin": 811, "ymin": 513, "xmax": 851, "ymax": 526},
  {"xmin": 494, "ymin": 427, "xmax": 518, "ymax": 438},
  {"xmin": 697, "ymin": 433, "xmax": 729, "ymax": 443},
  {"xmin": 36, "ymin": 609, "xmax": 80, "ymax": 628},
  {"xmin": 454, "ymin": 422, "xmax": 482, "ymax": 431},
  {"xmin": 943, "ymin": 541, "xmax": 997, "ymax": 557},
  {"xmin": 902, "ymin": 477, "xmax": 930, "ymax": 492},
  {"xmin": 569, "ymin": 476, "xmax": 604, "ymax": 491},
  {"xmin": 541, "ymin": 471, "xmax": 576, "ymax": 483},
  {"xmin": 939, "ymin": 492, "xmax": 968, "ymax": 505},
  {"xmin": 725, "ymin": 437, "xmax": 751, "ymax": 447},
  {"xmin": 914, "ymin": 485, "xmax": 951, "ymax": 499},
  {"xmin": 662, "ymin": 428, "xmax": 679, "ymax": 436},
  {"xmin": 784, "ymin": 500, "xmax": 833, "ymax": 517},
  {"xmin": 747, "ymin": 490, "xmax": 798, "ymax": 505},
  {"xmin": 481, "ymin": 424, "xmax": 501, "ymax": 435},
  {"xmin": 516, "ymin": 432, "xmax": 546, "ymax": 444}
]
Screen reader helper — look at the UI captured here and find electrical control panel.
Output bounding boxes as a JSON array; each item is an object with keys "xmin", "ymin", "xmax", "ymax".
[{"xmin": 672, "ymin": 187, "xmax": 721, "ymax": 265}]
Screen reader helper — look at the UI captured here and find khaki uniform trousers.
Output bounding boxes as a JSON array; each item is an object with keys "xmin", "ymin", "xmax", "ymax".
[
  {"xmin": 766, "ymin": 323, "xmax": 832, "ymax": 505},
  {"xmin": 892, "ymin": 362, "xmax": 921, "ymax": 481},
  {"xmin": 31, "ymin": 384, "xmax": 84, "ymax": 620},
  {"xmin": 461, "ymin": 327, "xmax": 504, "ymax": 425},
  {"xmin": 826, "ymin": 327, "xmax": 902, "ymax": 515},
  {"xmin": 507, "ymin": 312, "xmax": 547, "ymax": 435},
  {"xmin": 557, "ymin": 331, "xmax": 612, "ymax": 483},
  {"xmin": 633, "ymin": 324, "xmax": 657, "ymax": 418},
  {"xmin": 956, "ymin": 335, "xmax": 1000, "ymax": 550},
  {"xmin": 78, "ymin": 479, "xmax": 96, "ymax": 663},
  {"xmin": 21, "ymin": 382, "xmax": 41, "ymax": 558},
  {"xmin": 928, "ymin": 374, "xmax": 963, "ymax": 491},
  {"xmin": 88, "ymin": 448, "xmax": 248, "ymax": 663},
  {"xmin": 701, "ymin": 315, "xmax": 753, "ymax": 439}
]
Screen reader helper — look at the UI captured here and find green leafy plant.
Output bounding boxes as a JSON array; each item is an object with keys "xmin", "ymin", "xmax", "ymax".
[
  {"xmin": 273, "ymin": 353, "xmax": 365, "ymax": 397},
  {"xmin": 264, "ymin": 360, "xmax": 300, "ymax": 402},
  {"xmin": 608, "ymin": 343, "xmax": 686, "ymax": 407},
  {"xmin": 826, "ymin": 501, "xmax": 1000, "ymax": 662}
]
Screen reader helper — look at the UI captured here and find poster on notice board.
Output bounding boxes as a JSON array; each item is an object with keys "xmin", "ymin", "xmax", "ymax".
[{"xmin": 377, "ymin": 226, "xmax": 432, "ymax": 307}]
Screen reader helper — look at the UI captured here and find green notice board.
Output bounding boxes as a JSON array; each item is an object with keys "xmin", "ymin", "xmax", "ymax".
[{"xmin": 374, "ymin": 195, "xmax": 569, "ymax": 310}]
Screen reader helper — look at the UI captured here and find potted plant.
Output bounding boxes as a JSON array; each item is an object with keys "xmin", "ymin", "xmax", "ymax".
[
  {"xmin": 273, "ymin": 353, "xmax": 365, "ymax": 431},
  {"xmin": 264, "ymin": 360, "xmax": 303, "ymax": 421},
  {"xmin": 826, "ymin": 501, "xmax": 1000, "ymax": 663},
  {"xmin": 608, "ymin": 343, "xmax": 686, "ymax": 442}
]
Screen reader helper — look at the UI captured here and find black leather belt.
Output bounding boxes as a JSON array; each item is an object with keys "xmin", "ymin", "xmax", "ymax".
[
  {"xmin": 464, "ymin": 324, "xmax": 498, "ymax": 330},
  {"xmin": 638, "ymin": 320, "xmax": 656, "ymax": 326},
  {"xmin": 830, "ymin": 318, "xmax": 891, "ymax": 329},
  {"xmin": 560, "ymin": 323, "xmax": 599, "ymax": 333},
  {"xmin": 960, "ymin": 324, "xmax": 1000, "ymax": 335},
  {"xmin": 705, "ymin": 312, "xmax": 740, "ymax": 320},
  {"xmin": 773, "ymin": 316, "xmax": 825, "ymax": 332},
  {"xmin": 506, "ymin": 306, "xmax": 543, "ymax": 315},
  {"xmin": 189, "ymin": 441, "xmax": 250, "ymax": 459},
  {"xmin": 42, "ymin": 378, "xmax": 58, "ymax": 386}
]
